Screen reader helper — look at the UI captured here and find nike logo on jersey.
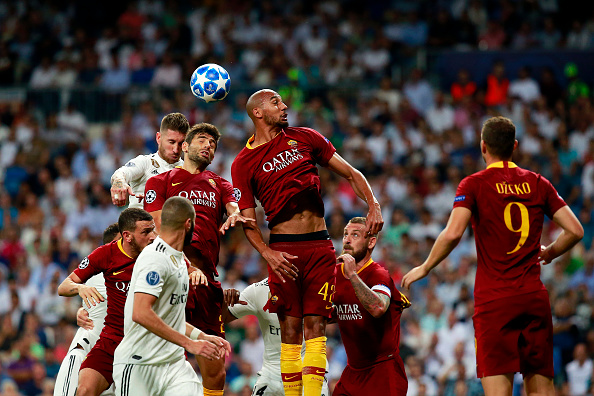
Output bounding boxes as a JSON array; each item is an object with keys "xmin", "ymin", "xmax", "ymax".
[
  {"xmin": 172, "ymin": 182, "xmax": 182, "ymax": 186},
  {"xmin": 113, "ymin": 270, "xmax": 125, "ymax": 275}
]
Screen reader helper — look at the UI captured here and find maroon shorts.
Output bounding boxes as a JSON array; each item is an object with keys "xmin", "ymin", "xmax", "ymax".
[
  {"xmin": 333, "ymin": 357, "xmax": 408, "ymax": 396},
  {"xmin": 79, "ymin": 336, "xmax": 119, "ymax": 384},
  {"xmin": 264, "ymin": 232, "xmax": 336, "ymax": 318},
  {"xmin": 473, "ymin": 289, "xmax": 553, "ymax": 378},
  {"xmin": 185, "ymin": 279, "xmax": 225, "ymax": 338}
]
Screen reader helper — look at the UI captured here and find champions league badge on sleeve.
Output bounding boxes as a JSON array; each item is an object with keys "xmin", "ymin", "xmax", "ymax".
[
  {"xmin": 146, "ymin": 271, "xmax": 160, "ymax": 286},
  {"xmin": 79, "ymin": 257, "xmax": 89, "ymax": 269},
  {"xmin": 233, "ymin": 188, "xmax": 241, "ymax": 201}
]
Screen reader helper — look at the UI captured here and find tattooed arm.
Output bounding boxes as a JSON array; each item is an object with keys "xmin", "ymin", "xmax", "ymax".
[{"xmin": 339, "ymin": 254, "xmax": 390, "ymax": 318}]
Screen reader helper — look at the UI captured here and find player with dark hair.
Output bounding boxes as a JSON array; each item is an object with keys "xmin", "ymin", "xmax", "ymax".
[
  {"xmin": 333, "ymin": 217, "xmax": 410, "ymax": 396},
  {"xmin": 231, "ymin": 89, "xmax": 383, "ymax": 396},
  {"xmin": 402, "ymin": 116, "xmax": 584, "ymax": 396},
  {"xmin": 111, "ymin": 112, "xmax": 189, "ymax": 207},
  {"xmin": 144, "ymin": 123, "xmax": 251, "ymax": 396},
  {"xmin": 54, "ymin": 223, "xmax": 121, "ymax": 396},
  {"xmin": 114, "ymin": 196, "xmax": 231, "ymax": 395},
  {"xmin": 58, "ymin": 209, "xmax": 156, "ymax": 396}
]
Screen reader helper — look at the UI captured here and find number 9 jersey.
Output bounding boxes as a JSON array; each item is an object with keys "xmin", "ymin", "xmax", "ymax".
[{"xmin": 453, "ymin": 161, "xmax": 566, "ymax": 306}]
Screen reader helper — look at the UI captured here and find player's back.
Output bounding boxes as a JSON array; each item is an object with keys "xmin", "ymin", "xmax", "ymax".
[{"xmin": 454, "ymin": 161, "xmax": 567, "ymax": 305}]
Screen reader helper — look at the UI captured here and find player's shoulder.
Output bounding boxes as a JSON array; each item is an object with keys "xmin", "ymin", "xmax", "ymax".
[
  {"xmin": 286, "ymin": 126, "xmax": 320, "ymax": 136},
  {"xmin": 232, "ymin": 145, "xmax": 253, "ymax": 165}
]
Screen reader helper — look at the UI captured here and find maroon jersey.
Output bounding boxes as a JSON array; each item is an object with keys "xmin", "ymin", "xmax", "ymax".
[
  {"xmin": 453, "ymin": 161, "xmax": 567, "ymax": 306},
  {"xmin": 334, "ymin": 259, "xmax": 410, "ymax": 369},
  {"xmin": 144, "ymin": 168, "xmax": 235, "ymax": 274},
  {"xmin": 73, "ymin": 240, "xmax": 135, "ymax": 342},
  {"xmin": 231, "ymin": 127, "xmax": 336, "ymax": 227}
]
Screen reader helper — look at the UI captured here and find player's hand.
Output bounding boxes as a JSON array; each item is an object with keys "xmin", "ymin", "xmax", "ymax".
[
  {"xmin": 223, "ymin": 289, "xmax": 247, "ymax": 307},
  {"xmin": 538, "ymin": 244, "xmax": 553, "ymax": 265},
  {"xmin": 219, "ymin": 213, "xmax": 255, "ymax": 235},
  {"xmin": 111, "ymin": 179, "xmax": 135, "ymax": 207},
  {"xmin": 186, "ymin": 339, "xmax": 225, "ymax": 361},
  {"xmin": 188, "ymin": 266, "xmax": 208, "ymax": 287},
  {"xmin": 199, "ymin": 334, "xmax": 232, "ymax": 359},
  {"xmin": 366, "ymin": 202, "xmax": 384, "ymax": 236},
  {"xmin": 76, "ymin": 307, "xmax": 94, "ymax": 330},
  {"xmin": 78, "ymin": 285, "xmax": 105, "ymax": 308},
  {"xmin": 401, "ymin": 264, "xmax": 430, "ymax": 290},
  {"xmin": 262, "ymin": 247, "xmax": 299, "ymax": 283},
  {"xmin": 337, "ymin": 254, "xmax": 357, "ymax": 279}
]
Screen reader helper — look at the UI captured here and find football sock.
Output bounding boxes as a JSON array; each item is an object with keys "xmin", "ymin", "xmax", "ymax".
[
  {"xmin": 54, "ymin": 347, "xmax": 86, "ymax": 396},
  {"xmin": 280, "ymin": 343, "xmax": 303, "ymax": 396},
  {"xmin": 303, "ymin": 336, "xmax": 327, "ymax": 396},
  {"xmin": 203, "ymin": 389, "xmax": 224, "ymax": 396}
]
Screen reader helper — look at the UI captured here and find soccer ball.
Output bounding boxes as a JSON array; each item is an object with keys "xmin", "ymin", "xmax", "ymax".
[{"xmin": 190, "ymin": 64, "xmax": 231, "ymax": 103}]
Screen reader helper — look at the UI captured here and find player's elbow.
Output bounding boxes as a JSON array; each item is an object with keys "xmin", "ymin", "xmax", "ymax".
[
  {"xmin": 369, "ymin": 308, "xmax": 386, "ymax": 319},
  {"xmin": 442, "ymin": 229, "xmax": 463, "ymax": 245},
  {"xmin": 131, "ymin": 309, "xmax": 148, "ymax": 326},
  {"xmin": 569, "ymin": 223, "xmax": 584, "ymax": 243}
]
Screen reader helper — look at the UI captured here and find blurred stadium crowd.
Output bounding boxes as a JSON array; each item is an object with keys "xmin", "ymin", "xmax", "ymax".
[{"xmin": 0, "ymin": 0, "xmax": 593, "ymax": 395}]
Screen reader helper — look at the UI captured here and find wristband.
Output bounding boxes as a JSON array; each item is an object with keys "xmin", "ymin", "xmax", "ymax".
[{"xmin": 190, "ymin": 327, "xmax": 203, "ymax": 340}]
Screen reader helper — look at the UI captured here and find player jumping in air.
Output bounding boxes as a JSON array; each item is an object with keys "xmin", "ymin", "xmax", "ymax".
[
  {"xmin": 231, "ymin": 89, "xmax": 382, "ymax": 396},
  {"xmin": 402, "ymin": 116, "xmax": 583, "ymax": 396},
  {"xmin": 144, "ymin": 123, "xmax": 251, "ymax": 396}
]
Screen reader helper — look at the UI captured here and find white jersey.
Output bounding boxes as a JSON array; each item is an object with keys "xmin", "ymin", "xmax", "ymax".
[
  {"xmin": 229, "ymin": 279, "xmax": 328, "ymax": 396},
  {"xmin": 111, "ymin": 153, "xmax": 183, "ymax": 209},
  {"xmin": 67, "ymin": 274, "xmax": 107, "ymax": 352},
  {"xmin": 114, "ymin": 237, "xmax": 188, "ymax": 365}
]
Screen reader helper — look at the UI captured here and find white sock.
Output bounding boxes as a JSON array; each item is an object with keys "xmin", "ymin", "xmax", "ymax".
[{"xmin": 54, "ymin": 348, "xmax": 86, "ymax": 396}]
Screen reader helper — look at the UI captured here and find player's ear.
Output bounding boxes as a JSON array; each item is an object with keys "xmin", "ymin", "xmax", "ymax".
[
  {"xmin": 513, "ymin": 139, "xmax": 518, "ymax": 152},
  {"xmin": 368, "ymin": 236, "xmax": 377, "ymax": 250},
  {"xmin": 480, "ymin": 140, "xmax": 487, "ymax": 154},
  {"xmin": 156, "ymin": 131, "xmax": 161, "ymax": 144},
  {"xmin": 253, "ymin": 107, "xmax": 262, "ymax": 119},
  {"xmin": 182, "ymin": 141, "xmax": 189, "ymax": 152}
]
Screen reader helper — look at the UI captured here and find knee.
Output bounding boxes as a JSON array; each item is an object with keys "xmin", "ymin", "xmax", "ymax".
[
  {"xmin": 303, "ymin": 317, "xmax": 326, "ymax": 340},
  {"xmin": 76, "ymin": 384, "xmax": 92, "ymax": 396}
]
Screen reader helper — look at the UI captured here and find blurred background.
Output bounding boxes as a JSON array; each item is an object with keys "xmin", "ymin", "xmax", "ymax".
[{"xmin": 0, "ymin": 0, "xmax": 593, "ymax": 395}]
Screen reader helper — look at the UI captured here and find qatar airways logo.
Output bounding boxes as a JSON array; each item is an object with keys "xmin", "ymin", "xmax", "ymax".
[
  {"xmin": 178, "ymin": 190, "xmax": 217, "ymax": 208},
  {"xmin": 336, "ymin": 303, "xmax": 363, "ymax": 321},
  {"xmin": 262, "ymin": 149, "xmax": 303, "ymax": 172}
]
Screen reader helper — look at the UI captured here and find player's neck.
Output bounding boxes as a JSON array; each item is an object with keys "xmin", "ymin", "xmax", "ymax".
[
  {"xmin": 159, "ymin": 230, "xmax": 185, "ymax": 252},
  {"xmin": 485, "ymin": 156, "xmax": 512, "ymax": 168},
  {"xmin": 121, "ymin": 241, "xmax": 140, "ymax": 259},
  {"xmin": 253, "ymin": 125, "xmax": 282, "ymax": 146},
  {"xmin": 354, "ymin": 254, "xmax": 373, "ymax": 272},
  {"xmin": 183, "ymin": 162, "xmax": 207, "ymax": 174}
]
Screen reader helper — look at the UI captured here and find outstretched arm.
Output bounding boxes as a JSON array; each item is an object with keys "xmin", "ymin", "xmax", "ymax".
[
  {"xmin": 220, "ymin": 202, "xmax": 255, "ymax": 235},
  {"xmin": 402, "ymin": 207, "xmax": 472, "ymax": 290},
  {"xmin": 539, "ymin": 206, "xmax": 584, "ymax": 264},
  {"xmin": 326, "ymin": 153, "xmax": 383, "ymax": 235},
  {"xmin": 57, "ymin": 272, "xmax": 105, "ymax": 308},
  {"xmin": 111, "ymin": 158, "xmax": 147, "ymax": 206}
]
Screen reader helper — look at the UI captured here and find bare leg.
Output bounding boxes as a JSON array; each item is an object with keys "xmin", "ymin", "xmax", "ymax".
[
  {"xmin": 195, "ymin": 355, "xmax": 226, "ymax": 391},
  {"xmin": 524, "ymin": 373, "xmax": 555, "ymax": 396},
  {"xmin": 77, "ymin": 368, "xmax": 109, "ymax": 396},
  {"xmin": 481, "ymin": 374, "xmax": 514, "ymax": 396}
]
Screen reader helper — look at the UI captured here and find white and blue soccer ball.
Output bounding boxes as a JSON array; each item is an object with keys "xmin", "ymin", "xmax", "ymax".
[{"xmin": 190, "ymin": 63, "xmax": 231, "ymax": 103}]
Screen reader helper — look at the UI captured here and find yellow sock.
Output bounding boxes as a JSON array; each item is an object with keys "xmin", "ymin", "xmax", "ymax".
[
  {"xmin": 280, "ymin": 343, "xmax": 303, "ymax": 396},
  {"xmin": 203, "ymin": 389, "xmax": 224, "ymax": 396},
  {"xmin": 303, "ymin": 336, "xmax": 327, "ymax": 396}
]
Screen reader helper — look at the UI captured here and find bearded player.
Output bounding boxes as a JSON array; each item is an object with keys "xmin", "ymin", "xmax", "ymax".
[
  {"xmin": 54, "ymin": 223, "xmax": 120, "ymax": 396},
  {"xmin": 333, "ymin": 217, "xmax": 410, "ymax": 395},
  {"xmin": 110, "ymin": 113, "xmax": 188, "ymax": 208},
  {"xmin": 231, "ymin": 89, "xmax": 383, "ymax": 396},
  {"xmin": 144, "ymin": 123, "xmax": 252, "ymax": 396},
  {"xmin": 403, "ymin": 116, "xmax": 583, "ymax": 396},
  {"xmin": 57, "ymin": 209, "xmax": 156, "ymax": 396}
]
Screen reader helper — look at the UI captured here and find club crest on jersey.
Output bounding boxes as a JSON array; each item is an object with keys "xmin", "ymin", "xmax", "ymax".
[
  {"xmin": 145, "ymin": 190, "xmax": 157, "ymax": 204},
  {"xmin": 151, "ymin": 159, "xmax": 160, "ymax": 168},
  {"xmin": 268, "ymin": 293, "xmax": 278, "ymax": 305},
  {"xmin": 208, "ymin": 178, "xmax": 216, "ymax": 187},
  {"xmin": 146, "ymin": 271, "xmax": 160, "ymax": 286},
  {"xmin": 287, "ymin": 140, "xmax": 298, "ymax": 148},
  {"xmin": 79, "ymin": 257, "xmax": 89, "ymax": 269}
]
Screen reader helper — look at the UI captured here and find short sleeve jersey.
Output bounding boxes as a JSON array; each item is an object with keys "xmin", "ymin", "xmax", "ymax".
[
  {"xmin": 114, "ymin": 237, "xmax": 188, "ymax": 365},
  {"xmin": 453, "ymin": 161, "xmax": 567, "ymax": 306},
  {"xmin": 333, "ymin": 260, "xmax": 410, "ymax": 370},
  {"xmin": 144, "ymin": 168, "xmax": 235, "ymax": 274},
  {"xmin": 73, "ymin": 240, "xmax": 136, "ymax": 342},
  {"xmin": 231, "ymin": 127, "xmax": 336, "ymax": 227},
  {"xmin": 112, "ymin": 153, "xmax": 183, "ymax": 209}
]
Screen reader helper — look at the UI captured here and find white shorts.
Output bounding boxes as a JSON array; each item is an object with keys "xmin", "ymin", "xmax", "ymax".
[
  {"xmin": 113, "ymin": 358, "xmax": 202, "ymax": 396},
  {"xmin": 251, "ymin": 373, "xmax": 329, "ymax": 396},
  {"xmin": 68, "ymin": 327, "xmax": 101, "ymax": 355}
]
